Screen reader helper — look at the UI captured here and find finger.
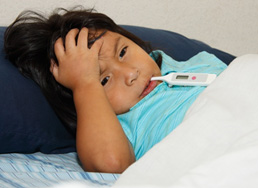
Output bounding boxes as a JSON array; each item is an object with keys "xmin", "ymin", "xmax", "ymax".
[
  {"xmin": 49, "ymin": 59, "xmax": 54, "ymax": 73},
  {"xmin": 77, "ymin": 27, "xmax": 89, "ymax": 49},
  {"xmin": 50, "ymin": 59, "xmax": 59, "ymax": 80},
  {"xmin": 54, "ymin": 38, "xmax": 65, "ymax": 60},
  {"xmin": 65, "ymin": 28, "xmax": 79, "ymax": 50},
  {"xmin": 90, "ymin": 37, "xmax": 104, "ymax": 56}
]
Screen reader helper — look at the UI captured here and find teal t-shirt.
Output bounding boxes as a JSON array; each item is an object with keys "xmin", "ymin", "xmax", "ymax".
[{"xmin": 117, "ymin": 50, "xmax": 227, "ymax": 160}]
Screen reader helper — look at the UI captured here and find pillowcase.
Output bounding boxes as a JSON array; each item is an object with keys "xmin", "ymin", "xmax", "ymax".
[
  {"xmin": 0, "ymin": 27, "xmax": 76, "ymax": 154},
  {"xmin": 0, "ymin": 25, "xmax": 235, "ymax": 154}
]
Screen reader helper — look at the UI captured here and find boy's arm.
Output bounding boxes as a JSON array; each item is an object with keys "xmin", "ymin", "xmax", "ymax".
[
  {"xmin": 51, "ymin": 28, "xmax": 135, "ymax": 173},
  {"xmin": 74, "ymin": 82, "xmax": 135, "ymax": 173}
]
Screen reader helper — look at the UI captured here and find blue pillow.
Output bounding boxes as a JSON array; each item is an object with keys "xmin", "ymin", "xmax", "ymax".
[
  {"xmin": 121, "ymin": 25, "xmax": 235, "ymax": 65},
  {"xmin": 0, "ymin": 25, "xmax": 235, "ymax": 154},
  {"xmin": 0, "ymin": 27, "xmax": 76, "ymax": 154}
]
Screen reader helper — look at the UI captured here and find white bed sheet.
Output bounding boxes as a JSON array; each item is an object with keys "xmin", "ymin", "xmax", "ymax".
[{"xmin": 113, "ymin": 54, "xmax": 258, "ymax": 187}]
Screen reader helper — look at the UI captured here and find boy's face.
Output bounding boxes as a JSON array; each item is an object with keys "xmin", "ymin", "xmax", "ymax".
[{"xmin": 98, "ymin": 31, "xmax": 161, "ymax": 114}]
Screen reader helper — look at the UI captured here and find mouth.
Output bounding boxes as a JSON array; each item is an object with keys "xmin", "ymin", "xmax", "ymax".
[{"xmin": 140, "ymin": 80, "xmax": 158, "ymax": 98}]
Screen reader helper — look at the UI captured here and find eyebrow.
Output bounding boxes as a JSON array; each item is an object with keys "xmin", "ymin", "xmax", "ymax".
[{"xmin": 113, "ymin": 36, "xmax": 122, "ymax": 56}]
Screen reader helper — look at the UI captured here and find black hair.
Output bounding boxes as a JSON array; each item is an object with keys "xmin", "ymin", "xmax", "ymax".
[{"xmin": 4, "ymin": 6, "xmax": 161, "ymax": 132}]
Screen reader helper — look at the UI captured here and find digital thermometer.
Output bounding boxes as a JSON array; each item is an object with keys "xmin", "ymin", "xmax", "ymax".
[{"xmin": 151, "ymin": 73, "xmax": 216, "ymax": 87}]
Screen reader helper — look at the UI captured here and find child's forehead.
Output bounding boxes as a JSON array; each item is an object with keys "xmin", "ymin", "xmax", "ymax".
[
  {"xmin": 89, "ymin": 30, "xmax": 122, "ymax": 44},
  {"xmin": 102, "ymin": 30, "xmax": 123, "ymax": 40},
  {"xmin": 87, "ymin": 30, "xmax": 116, "ymax": 50},
  {"xmin": 98, "ymin": 31, "xmax": 126, "ymax": 54}
]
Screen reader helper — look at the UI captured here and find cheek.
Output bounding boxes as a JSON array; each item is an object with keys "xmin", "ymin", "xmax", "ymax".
[
  {"xmin": 106, "ymin": 88, "xmax": 137, "ymax": 114},
  {"xmin": 137, "ymin": 54, "xmax": 160, "ymax": 73},
  {"xmin": 106, "ymin": 89, "xmax": 127, "ymax": 114}
]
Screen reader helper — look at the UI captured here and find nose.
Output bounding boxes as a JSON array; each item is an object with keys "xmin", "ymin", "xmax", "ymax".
[{"xmin": 119, "ymin": 66, "xmax": 139, "ymax": 86}]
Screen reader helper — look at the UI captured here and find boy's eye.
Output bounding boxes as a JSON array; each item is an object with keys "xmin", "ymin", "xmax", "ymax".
[
  {"xmin": 101, "ymin": 76, "xmax": 110, "ymax": 86},
  {"xmin": 119, "ymin": 47, "xmax": 127, "ymax": 59}
]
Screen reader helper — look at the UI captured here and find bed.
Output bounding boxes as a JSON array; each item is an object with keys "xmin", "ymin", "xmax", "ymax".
[{"xmin": 3, "ymin": 24, "xmax": 257, "ymax": 188}]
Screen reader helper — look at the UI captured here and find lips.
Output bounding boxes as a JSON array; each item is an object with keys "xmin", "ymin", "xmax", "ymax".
[{"xmin": 141, "ymin": 80, "xmax": 158, "ymax": 98}]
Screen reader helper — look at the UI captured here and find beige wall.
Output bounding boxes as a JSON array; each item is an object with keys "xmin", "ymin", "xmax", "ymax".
[{"xmin": 0, "ymin": 0, "xmax": 257, "ymax": 56}]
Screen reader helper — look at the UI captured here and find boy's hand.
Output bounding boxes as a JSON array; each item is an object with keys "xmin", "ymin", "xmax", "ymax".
[{"xmin": 50, "ymin": 28, "xmax": 104, "ymax": 91}]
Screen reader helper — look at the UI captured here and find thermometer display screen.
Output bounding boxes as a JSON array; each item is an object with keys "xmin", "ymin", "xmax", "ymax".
[{"xmin": 176, "ymin": 75, "xmax": 189, "ymax": 80}]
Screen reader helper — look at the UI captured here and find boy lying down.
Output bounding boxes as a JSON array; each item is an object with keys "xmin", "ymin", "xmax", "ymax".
[{"xmin": 4, "ymin": 7, "xmax": 227, "ymax": 173}]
